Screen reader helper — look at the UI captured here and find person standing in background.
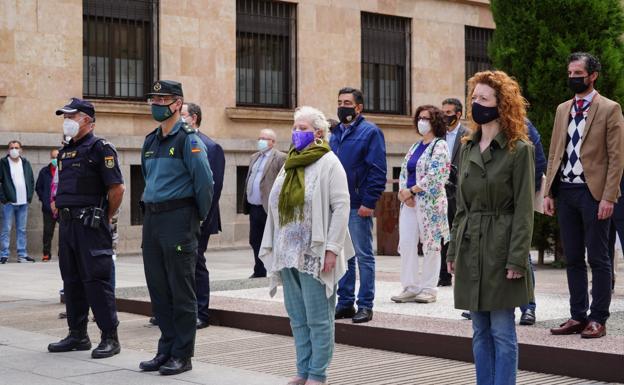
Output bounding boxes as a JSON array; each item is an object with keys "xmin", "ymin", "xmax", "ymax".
[
  {"xmin": 36, "ymin": 148, "xmax": 59, "ymax": 262},
  {"xmin": 0, "ymin": 140, "xmax": 35, "ymax": 264},
  {"xmin": 181, "ymin": 102, "xmax": 225, "ymax": 329},
  {"xmin": 241, "ymin": 129, "xmax": 286, "ymax": 278}
]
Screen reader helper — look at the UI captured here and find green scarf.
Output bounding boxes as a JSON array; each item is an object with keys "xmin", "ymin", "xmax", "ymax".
[{"xmin": 278, "ymin": 140, "xmax": 331, "ymax": 226}]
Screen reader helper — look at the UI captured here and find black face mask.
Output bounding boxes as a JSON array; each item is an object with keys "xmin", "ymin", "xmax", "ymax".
[
  {"xmin": 472, "ymin": 102, "xmax": 499, "ymax": 125},
  {"xmin": 337, "ymin": 106, "xmax": 357, "ymax": 124},
  {"xmin": 568, "ymin": 76, "xmax": 590, "ymax": 94},
  {"xmin": 445, "ymin": 115, "xmax": 458, "ymax": 127}
]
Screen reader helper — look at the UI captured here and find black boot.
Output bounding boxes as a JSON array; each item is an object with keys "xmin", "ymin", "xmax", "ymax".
[
  {"xmin": 91, "ymin": 329, "xmax": 121, "ymax": 359},
  {"xmin": 48, "ymin": 329, "xmax": 91, "ymax": 352}
]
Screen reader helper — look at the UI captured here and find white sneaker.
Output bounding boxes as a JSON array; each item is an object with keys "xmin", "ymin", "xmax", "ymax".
[
  {"xmin": 414, "ymin": 292, "xmax": 437, "ymax": 303},
  {"xmin": 391, "ymin": 290, "xmax": 419, "ymax": 303}
]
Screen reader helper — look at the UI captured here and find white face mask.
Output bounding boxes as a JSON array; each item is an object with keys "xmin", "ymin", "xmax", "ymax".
[
  {"xmin": 63, "ymin": 118, "xmax": 80, "ymax": 138},
  {"xmin": 417, "ymin": 120, "xmax": 432, "ymax": 136},
  {"xmin": 9, "ymin": 149, "xmax": 20, "ymax": 159}
]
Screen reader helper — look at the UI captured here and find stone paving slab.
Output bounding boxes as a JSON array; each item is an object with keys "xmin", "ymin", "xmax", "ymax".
[{"xmin": 1, "ymin": 301, "xmax": 620, "ymax": 385}]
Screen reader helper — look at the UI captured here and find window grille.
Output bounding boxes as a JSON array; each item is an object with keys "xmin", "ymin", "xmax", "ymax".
[
  {"xmin": 236, "ymin": 0, "xmax": 296, "ymax": 108},
  {"xmin": 465, "ymin": 26, "xmax": 494, "ymax": 81},
  {"xmin": 83, "ymin": 0, "xmax": 158, "ymax": 100},
  {"xmin": 361, "ymin": 12, "xmax": 411, "ymax": 115}
]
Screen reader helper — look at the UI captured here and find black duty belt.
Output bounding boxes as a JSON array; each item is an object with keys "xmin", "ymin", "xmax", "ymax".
[
  {"xmin": 59, "ymin": 207, "xmax": 91, "ymax": 221},
  {"xmin": 143, "ymin": 197, "xmax": 196, "ymax": 214}
]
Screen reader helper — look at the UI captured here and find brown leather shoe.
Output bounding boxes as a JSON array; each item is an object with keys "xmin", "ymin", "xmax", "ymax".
[
  {"xmin": 580, "ymin": 321, "xmax": 606, "ymax": 339},
  {"xmin": 550, "ymin": 319, "xmax": 588, "ymax": 335}
]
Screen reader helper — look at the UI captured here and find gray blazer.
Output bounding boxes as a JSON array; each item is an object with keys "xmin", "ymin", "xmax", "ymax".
[{"xmin": 242, "ymin": 148, "xmax": 287, "ymax": 214}]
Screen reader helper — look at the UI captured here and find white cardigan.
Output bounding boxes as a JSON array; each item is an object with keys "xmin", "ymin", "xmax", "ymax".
[{"xmin": 259, "ymin": 151, "xmax": 355, "ymax": 298}]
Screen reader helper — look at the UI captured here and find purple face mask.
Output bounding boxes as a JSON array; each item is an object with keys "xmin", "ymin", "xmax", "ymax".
[{"xmin": 292, "ymin": 131, "xmax": 315, "ymax": 151}]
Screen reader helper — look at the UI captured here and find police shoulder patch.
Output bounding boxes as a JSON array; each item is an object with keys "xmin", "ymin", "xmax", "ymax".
[{"xmin": 104, "ymin": 156, "xmax": 115, "ymax": 168}]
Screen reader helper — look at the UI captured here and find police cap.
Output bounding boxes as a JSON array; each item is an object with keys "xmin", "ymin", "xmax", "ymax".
[
  {"xmin": 146, "ymin": 80, "xmax": 184, "ymax": 97},
  {"xmin": 55, "ymin": 98, "xmax": 96, "ymax": 121}
]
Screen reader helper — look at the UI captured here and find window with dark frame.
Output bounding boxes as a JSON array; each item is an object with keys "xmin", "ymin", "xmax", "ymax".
[
  {"xmin": 130, "ymin": 165, "xmax": 145, "ymax": 226},
  {"xmin": 465, "ymin": 26, "xmax": 494, "ymax": 82},
  {"xmin": 361, "ymin": 12, "xmax": 411, "ymax": 115},
  {"xmin": 236, "ymin": 0, "xmax": 297, "ymax": 109},
  {"xmin": 83, "ymin": 0, "xmax": 159, "ymax": 100}
]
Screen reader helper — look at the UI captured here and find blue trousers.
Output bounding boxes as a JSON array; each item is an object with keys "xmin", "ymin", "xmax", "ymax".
[
  {"xmin": 281, "ymin": 268, "xmax": 336, "ymax": 383},
  {"xmin": 337, "ymin": 209, "xmax": 375, "ymax": 310},
  {"xmin": 1, "ymin": 203, "xmax": 28, "ymax": 258},
  {"xmin": 556, "ymin": 183, "xmax": 611, "ymax": 324},
  {"xmin": 471, "ymin": 309, "xmax": 517, "ymax": 385}
]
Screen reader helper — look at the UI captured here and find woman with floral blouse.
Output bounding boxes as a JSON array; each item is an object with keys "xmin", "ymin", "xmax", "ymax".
[{"xmin": 391, "ymin": 105, "xmax": 451, "ymax": 304}]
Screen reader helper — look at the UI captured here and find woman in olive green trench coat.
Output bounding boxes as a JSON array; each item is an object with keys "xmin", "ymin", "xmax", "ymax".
[
  {"xmin": 446, "ymin": 70, "xmax": 535, "ymax": 385},
  {"xmin": 447, "ymin": 131, "xmax": 535, "ymax": 310}
]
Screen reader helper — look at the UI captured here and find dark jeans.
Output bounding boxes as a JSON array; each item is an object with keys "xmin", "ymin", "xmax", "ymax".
[
  {"xmin": 556, "ymin": 183, "xmax": 612, "ymax": 325},
  {"xmin": 42, "ymin": 211, "xmax": 57, "ymax": 256},
  {"xmin": 196, "ymin": 222, "xmax": 212, "ymax": 323},
  {"xmin": 142, "ymin": 206, "xmax": 199, "ymax": 358},
  {"xmin": 249, "ymin": 204, "xmax": 267, "ymax": 276}
]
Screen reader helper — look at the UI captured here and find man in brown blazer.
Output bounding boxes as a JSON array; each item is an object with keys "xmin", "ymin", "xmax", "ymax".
[
  {"xmin": 544, "ymin": 52, "xmax": 624, "ymax": 339},
  {"xmin": 242, "ymin": 129, "xmax": 286, "ymax": 278}
]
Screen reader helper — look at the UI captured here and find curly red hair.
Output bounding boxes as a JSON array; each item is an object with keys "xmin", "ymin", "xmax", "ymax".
[{"xmin": 467, "ymin": 70, "xmax": 528, "ymax": 150}]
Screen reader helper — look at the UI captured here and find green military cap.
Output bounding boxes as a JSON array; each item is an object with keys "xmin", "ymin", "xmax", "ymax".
[{"xmin": 146, "ymin": 80, "xmax": 184, "ymax": 97}]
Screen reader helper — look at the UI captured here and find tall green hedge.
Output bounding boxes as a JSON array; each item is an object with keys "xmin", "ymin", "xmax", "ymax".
[{"xmin": 488, "ymin": 0, "xmax": 624, "ymax": 260}]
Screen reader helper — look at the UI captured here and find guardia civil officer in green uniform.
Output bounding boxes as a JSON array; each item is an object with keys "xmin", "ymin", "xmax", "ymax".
[{"xmin": 139, "ymin": 80, "xmax": 214, "ymax": 376}]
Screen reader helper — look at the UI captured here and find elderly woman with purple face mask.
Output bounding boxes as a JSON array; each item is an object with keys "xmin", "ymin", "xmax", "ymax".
[{"xmin": 259, "ymin": 106, "xmax": 354, "ymax": 385}]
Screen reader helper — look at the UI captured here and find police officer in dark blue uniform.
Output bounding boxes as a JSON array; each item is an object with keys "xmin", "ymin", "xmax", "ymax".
[
  {"xmin": 139, "ymin": 81, "xmax": 213, "ymax": 376},
  {"xmin": 48, "ymin": 98, "xmax": 125, "ymax": 359}
]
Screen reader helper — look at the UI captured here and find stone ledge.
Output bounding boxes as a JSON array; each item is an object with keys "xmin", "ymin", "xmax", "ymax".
[
  {"xmin": 226, "ymin": 106, "xmax": 414, "ymax": 130},
  {"xmin": 88, "ymin": 99, "xmax": 151, "ymax": 116},
  {"xmin": 225, "ymin": 106, "xmax": 294, "ymax": 123},
  {"xmin": 366, "ymin": 113, "xmax": 414, "ymax": 129}
]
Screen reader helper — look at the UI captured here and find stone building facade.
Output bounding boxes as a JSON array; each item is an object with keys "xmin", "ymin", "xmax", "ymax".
[{"xmin": 0, "ymin": 0, "xmax": 493, "ymax": 256}]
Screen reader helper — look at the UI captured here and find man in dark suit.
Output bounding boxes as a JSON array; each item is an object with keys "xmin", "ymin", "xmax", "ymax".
[
  {"xmin": 181, "ymin": 103, "xmax": 225, "ymax": 330},
  {"xmin": 241, "ymin": 129, "xmax": 286, "ymax": 278},
  {"xmin": 439, "ymin": 98, "xmax": 469, "ymax": 287}
]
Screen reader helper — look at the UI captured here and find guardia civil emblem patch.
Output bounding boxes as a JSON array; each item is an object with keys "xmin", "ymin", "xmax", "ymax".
[
  {"xmin": 104, "ymin": 156, "xmax": 115, "ymax": 168},
  {"xmin": 153, "ymin": 82, "xmax": 161, "ymax": 91}
]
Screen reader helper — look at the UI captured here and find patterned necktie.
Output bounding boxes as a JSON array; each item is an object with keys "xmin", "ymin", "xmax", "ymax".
[{"xmin": 575, "ymin": 99, "xmax": 585, "ymax": 115}]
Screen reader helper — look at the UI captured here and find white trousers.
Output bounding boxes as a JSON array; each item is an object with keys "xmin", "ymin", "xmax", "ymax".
[{"xmin": 398, "ymin": 202, "xmax": 441, "ymax": 295}]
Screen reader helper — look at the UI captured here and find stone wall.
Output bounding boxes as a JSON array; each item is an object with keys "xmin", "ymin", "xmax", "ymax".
[{"xmin": 0, "ymin": 0, "xmax": 493, "ymax": 256}]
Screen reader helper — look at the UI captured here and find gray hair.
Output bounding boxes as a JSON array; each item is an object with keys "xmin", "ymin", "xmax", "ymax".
[
  {"xmin": 260, "ymin": 128, "xmax": 277, "ymax": 141},
  {"xmin": 294, "ymin": 106, "xmax": 330, "ymax": 134}
]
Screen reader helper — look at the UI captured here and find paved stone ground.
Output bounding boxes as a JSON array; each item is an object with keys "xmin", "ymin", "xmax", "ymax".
[
  {"xmin": 1, "ymin": 249, "xmax": 623, "ymax": 383},
  {"xmin": 0, "ymin": 299, "xmax": 618, "ymax": 385}
]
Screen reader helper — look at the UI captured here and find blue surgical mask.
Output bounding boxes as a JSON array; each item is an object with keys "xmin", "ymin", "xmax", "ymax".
[
  {"xmin": 257, "ymin": 139, "xmax": 269, "ymax": 152},
  {"xmin": 51, "ymin": 159, "xmax": 58, "ymax": 167},
  {"xmin": 292, "ymin": 131, "xmax": 315, "ymax": 152}
]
